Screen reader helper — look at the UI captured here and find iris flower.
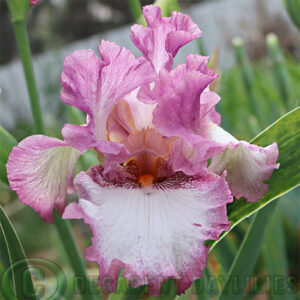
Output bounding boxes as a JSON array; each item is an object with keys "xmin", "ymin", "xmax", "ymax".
[{"xmin": 7, "ymin": 5, "xmax": 279, "ymax": 295}]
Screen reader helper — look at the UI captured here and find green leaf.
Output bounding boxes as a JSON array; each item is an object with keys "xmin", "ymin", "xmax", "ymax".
[
  {"xmin": 0, "ymin": 126, "xmax": 17, "ymax": 184},
  {"xmin": 209, "ymin": 106, "xmax": 300, "ymax": 249},
  {"xmin": 263, "ymin": 206, "xmax": 293, "ymax": 300},
  {"xmin": 217, "ymin": 200, "xmax": 279, "ymax": 300},
  {"xmin": 0, "ymin": 205, "xmax": 37, "ymax": 300},
  {"xmin": 283, "ymin": 0, "xmax": 300, "ymax": 30}
]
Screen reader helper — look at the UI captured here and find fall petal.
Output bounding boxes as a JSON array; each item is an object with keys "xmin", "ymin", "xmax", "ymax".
[
  {"xmin": 209, "ymin": 125, "xmax": 279, "ymax": 202},
  {"xmin": 63, "ymin": 167, "xmax": 232, "ymax": 295},
  {"xmin": 7, "ymin": 135, "xmax": 79, "ymax": 222}
]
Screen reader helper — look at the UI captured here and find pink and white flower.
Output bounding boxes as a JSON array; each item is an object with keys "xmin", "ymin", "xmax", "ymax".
[{"xmin": 6, "ymin": 5, "xmax": 279, "ymax": 295}]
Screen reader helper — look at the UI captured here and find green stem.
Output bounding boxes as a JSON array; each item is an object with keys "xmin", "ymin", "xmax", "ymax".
[
  {"xmin": 54, "ymin": 211, "xmax": 100, "ymax": 300},
  {"xmin": 13, "ymin": 20, "xmax": 44, "ymax": 134},
  {"xmin": 10, "ymin": 13, "xmax": 98, "ymax": 300}
]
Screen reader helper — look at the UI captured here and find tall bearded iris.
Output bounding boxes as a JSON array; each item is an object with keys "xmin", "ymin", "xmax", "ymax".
[{"xmin": 7, "ymin": 5, "xmax": 279, "ymax": 295}]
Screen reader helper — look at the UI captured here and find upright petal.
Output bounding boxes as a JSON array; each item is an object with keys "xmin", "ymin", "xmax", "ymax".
[
  {"xmin": 61, "ymin": 42, "xmax": 155, "ymax": 143},
  {"xmin": 208, "ymin": 125, "xmax": 279, "ymax": 202},
  {"xmin": 63, "ymin": 166, "xmax": 232, "ymax": 296},
  {"xmin": 152, "ymin": 56, "xmax": 218, "ymax": 145},
  {"xmin": 94, "ymin": 41, "xmax": 155, "ymax": 141},
  {"xmin": 168, "ymin": 139, "xmax": 224, "ymax": 176},
  {"xmin": 6, "ymin": 135, "xmax": 79, "ymax": 222},
  {"xmin": 60, "ymin": 49, "xmax": 104, "ymax": 116},
  {"xmin": 131, "ymin": 5, "xmax": 202, "ymax": 72}
]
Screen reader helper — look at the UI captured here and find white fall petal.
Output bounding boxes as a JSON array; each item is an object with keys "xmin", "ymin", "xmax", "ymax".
[{"xmin": 63, "ymin": 166, "xmax": 233, "ymax": 295}]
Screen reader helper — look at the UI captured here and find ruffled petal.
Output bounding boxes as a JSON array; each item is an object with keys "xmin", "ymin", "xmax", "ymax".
[
  {"xmin": 168, "ymin": 139, "xmax": 224, "ymax": 176},
  {"xmin": 208, "ymin": 125, "xmax": 279, "ymax": 202},
  {"xmin": 152, "ymin": 56, "xmax": 218, "ymax": 145},
  {"xmin": 63, "ymin": 166, "xmax": 232, "ymax": 295},
  {"xmin": 130, "ymin": 5, "xmax": 202, "ymax": 72},
  {"xmin": 6, "ymin": 135, "xmax": 80, "ymax": 222},
  {"xmin": 61, "ymin": 42, "xmax": 155, "ymax": 143},
  {"xmin": 93, "ymin": 41, "xmax": 155, "ymax": 141},
  {"xmin": 62, "ymin": 123, "xmax": 97, "ymax": 152},
  {"xmin": 60, "ymin": 49, "xmax": 104, "ymax": 116}
]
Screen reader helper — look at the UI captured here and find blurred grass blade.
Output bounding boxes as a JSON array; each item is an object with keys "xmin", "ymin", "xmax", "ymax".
[
  {"xmin": 153, "ymin": 0, "xmax": 180, "ymax": 17},
  {"xmin": 135, "ymin": 0, "xmax": 180, "ymax": 26},
  {"xmin": 66, "ymin": 106, "xmax": 85, "ymax": 125},
  {"xmin": 53, "ymin": 210, "xmax": 101, "ymax": 300},
  {"xmin": 128, "ymin": 0, "xmax": 143, "ymax": 22},
  {"xmin": 266, "ymin": 33, "xmax": 293, "ymax": 110},
  {"xmin": 218, "ymin": 200, "xmax": 278, "ymax": 300},
  {"xmin": 232, "ymin": 37, "xmax": 264, "ymax": 128},
  {"xmin": 0, "ymin": 205, "xmax": 37, "ymax": 300},
  {"xmin": 0, "ymin": 224, "xmax": 11, "ymax": 275},
  {"xmin": 212, "ymin": 235, "xmax": 237, "ymax": 273},
  {"xmin": 209, "ymin": 106, "xmax": 300, "ymax": 249},
  {"xmin": 0, "ymin": 126, "xmax": 17, "ymax": 184},
  {"xmin": 283, "ymin": 0, "xmax": 300, "ymax": 30},
  {"xmin": 263, "ymin": 207, "xmax": 293, "ymax": 300},
  {"xmin": 193, "ymin": 268, "xmax": 209, "ymax": 300}
]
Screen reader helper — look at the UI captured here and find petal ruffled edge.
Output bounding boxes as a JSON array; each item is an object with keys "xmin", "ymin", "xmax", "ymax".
[
  {"xmin": 130, "ymin": 5, "xmax": 202, "ymax": 72},
  {"xmin": 152, "ymin": 56, "xmax": 218, "ymax": 145},
  {"xmin": 208, "ymin": 126, "xmax": 279, "ymax": 202},
  {"xmin": 64, "ymin": 167, "xmax": 232, "ymax": 296},
  {"xmin": 6, "ymin": 135, "xmax": 80, "ymax": 222}
]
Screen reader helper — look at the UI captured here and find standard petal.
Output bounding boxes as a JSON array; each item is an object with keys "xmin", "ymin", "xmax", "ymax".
[
  {"xmin": 130, "ymin": 5, "xmax": 202, "ymax": 72},
  {"xmin": 6, "ymin": 135, "xmax": 79, "ymax": 222},
  {"xmin": 209, "ymin": 125, "xmax": 279, "ymax": 202},
  {"xmin": 152, "ymin": 57, "xmax": 218, "ymax": 145},
  {"xmin": 93, "ymin": 41, "xmax": 155, "ymax": 141},
  {"xmin": 168, "ymin": 139, "xmax": 224, "ymax": 176},
  {"xmin": 63, "ymin": 167, "xmax": 232, "ymax": 295},
  {"xmin": 61, "ymin": 42, "xmax": 155, "ymax": 143},
  {"xmin": 60, "ymin": 49, "xmax": 104, "ymax": 116}
]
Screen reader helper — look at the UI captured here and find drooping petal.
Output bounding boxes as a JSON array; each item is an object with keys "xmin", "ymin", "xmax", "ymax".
[
  {"xmin": 62, "ymin": 120, "xmax": 127, "ymax": 160},
  {"xmin": 62, "ymin": 123, "xmax": 97, "ymax": 152},
  {"xmin": 152, "ymin": 56, "xmax": 218, "ymax": 145},
  {"xmin": 6, "ymin": 135, "xmax": 80, "ymax": 222},
  {"xmin": 63, "ymin": 166, "xmax": 232, "ymax": 296},
  {"xmin": 130, "ymin": 5, "xmax": 202, "ymax": 73},
  {"xmin": 208, "ymin": 125, "xmax": 279, "ymax": 202}
]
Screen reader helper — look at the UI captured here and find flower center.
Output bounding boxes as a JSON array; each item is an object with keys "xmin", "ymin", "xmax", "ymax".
[
  {"xmin": 106, "ymin": 100, "xmax": 174, "ymax": 185},
  {"xmin": 138, "ymin": 174, "xmax": 154, "ymax": 187}
]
